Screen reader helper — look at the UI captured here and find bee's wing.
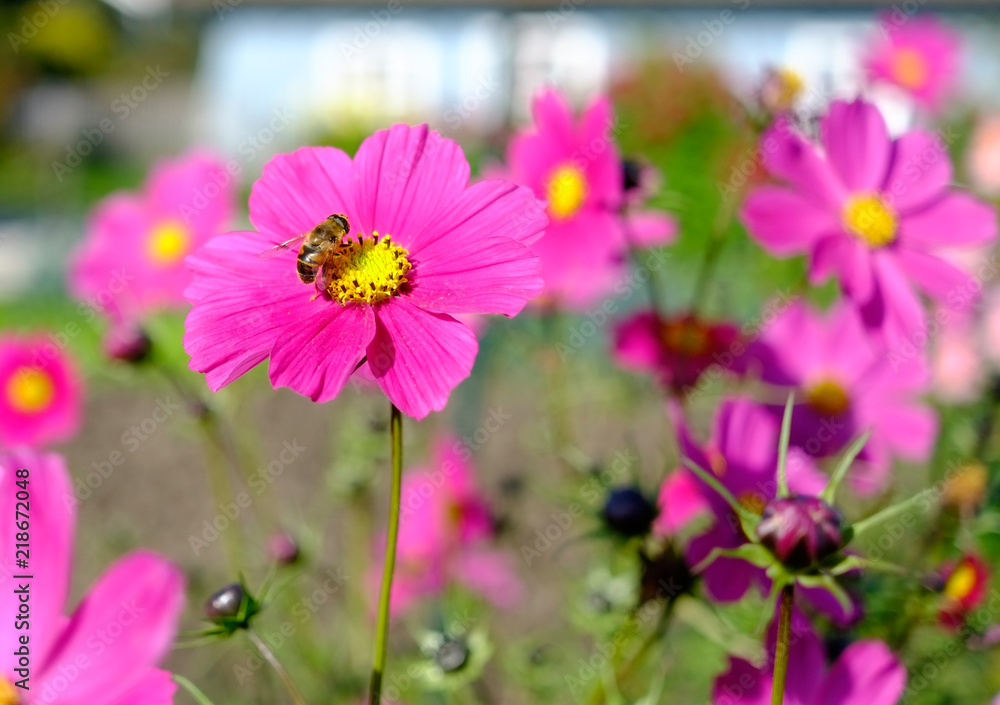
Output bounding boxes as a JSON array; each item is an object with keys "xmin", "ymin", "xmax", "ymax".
[{"xmin": 258, "ymin": 232, "xmax": 307, "ymax": 259}]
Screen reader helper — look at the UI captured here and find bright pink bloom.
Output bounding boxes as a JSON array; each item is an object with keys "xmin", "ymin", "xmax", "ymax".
[
  {"xmin": 0, "ymin": 334, "xmax": 82, "ymax": 449},
  {"xmin": 71, "ymin": 151, "xmax": 235, "ymax": 323},
  {"xmin": 653, "ymin": 470, "xmax": 710, "ymax": 537},
  {"xmin": 864, "ymin": 13, "xmax": 959, "ymax": 111},
  {"xmin": 185, "ymin": 125, "xmax": 545, "ymax": 419},
  {"xmin": 750, "ymin": 300, "xmax": 937, "ymax": 494},
  {"xmin": 742, "ymin": 99, "xmax": 996, "ymax": 340},
  {"xmin": 0, "ymin": 448, "xmax": 185, "ymax": 704},
  {"xmin": 613, "ymin": 311, "xmax": 740, "ymax": 394},
  {"xmin": 672, "ymin": 398, "xmax": 860, "ymax": 625},
  {"xmin": 505, "ymin": 88, "xmax": 676, "ymax": 308},
  {"xmin": 714, "ymin": 611, "xmax": 905, "ymax": 705},
  {"xmin": 371, "ymin": 438, "xmax": 522, "ymax": 616}
]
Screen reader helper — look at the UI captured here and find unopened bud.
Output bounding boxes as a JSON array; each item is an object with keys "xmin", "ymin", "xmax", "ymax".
[
  {"xmin": 602, "ymin": 487, "xmax": 659, "ymax": 538},
  {"xmin": 756, "ymin": 495, "xmax": 844, "ymax": 570}
]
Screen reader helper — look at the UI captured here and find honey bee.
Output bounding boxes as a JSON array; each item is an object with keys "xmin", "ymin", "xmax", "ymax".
[{"xmin": 259, "ymin": 213, "xmax": 350, "ymax": 286}]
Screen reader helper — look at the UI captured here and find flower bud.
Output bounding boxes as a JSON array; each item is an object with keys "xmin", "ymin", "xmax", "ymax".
[
  {"xmin": 602, "ymin": 487, "xmax": 659, "ymax": 537},
  {"xmin": 434, "ymin": 638, "xmax": 470, "ymax": 673},
  {"xmin": 103, "ymin": 323, "xmax": 151, "ymax": 364},
  {"xmin": 267, "ymin": 532, "xmax": 301, "ymax": 565},
  {"xmin": 205, "ymin": 583, "xmax": 245, "ymax": 620},
  {"xmin": 756, "ymin": 495, "xmax": 844, "ymax": 570}
]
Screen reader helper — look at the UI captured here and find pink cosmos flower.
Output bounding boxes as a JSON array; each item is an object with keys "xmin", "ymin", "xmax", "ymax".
[
  {"xmin": 71, "ymin": 150, "xmax": 235, "ymax": 324},
  {"xmin": 184, "ymin": 125, "xmax": 545, "ymax": 420},
  {"xmin": 505, "ymin": 88, "xmax": 676, "ymax": 308},
  {"xmin": 371, "ymin": 438, "xmax": 522, "ymax": 616},
  {"xmin": 653, "ymin": 470, "xmax": 710, "ymax": 538},
  {"xmin": 714, "ymin": 611, "xmax": 905, "ymax": 705},
  {"xmin": 0, "ymin": 334, "xmax": 82, "ymax": 449},
  {"xmin": 938, "ymin": 554, "xmax": 991, "ymax": 629},
  {"xmin": 613, "ymin": 311, "xmax": 740, "ymax": 395},
  {"xmin": 672, "ymin": 398, "xmax": 860, "ymax": 625},
  {"xmin": 749, "ymin": 300, "xmax": 937, "ymax": 494},
  {"xmin": 0, "ymin": 448, "xmax": 185, "ymax": 705},
  {"xmin": 864, "ymin": 13, "xmax": 959, "ymax": 111},
  {"xmin": 741, "ymin": 99, "xmax": 997, "ymax": 340}
]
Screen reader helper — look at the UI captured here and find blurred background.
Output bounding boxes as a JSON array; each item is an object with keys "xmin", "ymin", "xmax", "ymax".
[{"xmin": 5, "ymin": 2, "xmax": 1000, "ymax": 704}]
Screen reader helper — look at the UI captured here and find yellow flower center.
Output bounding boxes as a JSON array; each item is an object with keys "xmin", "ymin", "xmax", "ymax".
[
  {"xmin": 5, "ymin": 366, "xmax": 55, "ymax": 414},
  {"xmin": 891, "ymin": 47, "xmax": 929, "ymax": 90},
  {"xmin": 323, "ymin": 233, "xmax": 412, "ymax": 305},
  {"xmin": 545, "ymin": 165, "xmax": 587, "ymax": 220},
  {"xmin": 147, "ymin": 221, "xmax": 192, "ymax": 266},
  {"xmin": 843, "ymin": 195, "xmax": 898, "ymax": 248},
  {"xmin": 806, "ymin": 379, "xmax": 850, "ymax": 417},
  {"xmin": 770, "ymin": 68, "xmax": 805, "ymax": 111},
  {"xmin": 738, "ymin": 491, "xmax": 767, "ymax": 516},
  {"xmin": 660, "ymin": 318, "xmax": 711, "ymax": 357},
  {"xmin": 944, "ymin": 560, "xmax": 979, "ymax": 603},
  {"xmin": 0, "ymin": 675, "xmax": 19, "ymax": 705}
]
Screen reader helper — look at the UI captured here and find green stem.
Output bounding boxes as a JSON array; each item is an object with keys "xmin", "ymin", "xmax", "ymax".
[
  {"xmin": 369, "ymin": 404, "xmax": 404, "ymax": 705},
  {"xmin": 248, "ymin": 629, "xmax": 308, "ymax": 705},
  {"xmin": 771, "ymin": 584, "xmax": 794, "ymax": 705},
  {"xmin": 173, "ymin": 675, "xmax": 218, "ymax": 705}
]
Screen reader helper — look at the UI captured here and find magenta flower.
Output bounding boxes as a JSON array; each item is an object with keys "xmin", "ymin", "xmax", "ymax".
[
  {"xmin": 750, "ymin": 300, "xmax": 937, "ymax": 494},
  {"xmin": 0, "ymin": 334, "xmax": 82, "ymax": 449},
  {"xmin": 741, "ymin": 99, "xmax": 996, "ymax": 338},
  {"xmin": 713, "ymin": 611, "xmax": 905, "ymax": 705},
  {"xmin": 371, "ymin": 438, "xmax": 522, "ymax": 616},
  {"xmin": 71, "ymin": 150, "xmax": 235, "ymax": 324},
  {"xmin": 672, "ymin": 398, "xmax": 860, "ymax": 625},
  {"xmin": 653, "ymin": 470, "xmax": 710, "ymax": 538},
  {"xmin": 864, "ymin": 13, "xmax": 959, "ymax": 111},
  {"xmin": 185, "ymin": 125, "xmax": 545, "ymax": 419},
  {"xmin": 613, "ymin": 311, "xmax": 740, "ymax": 395},
  {"xmin": 0, "ymin": 448, "xmax": 185, "ymax": 704},
  {"xmin": 505, "ymin": 88, "xmax": 676, "ymax": 308}
]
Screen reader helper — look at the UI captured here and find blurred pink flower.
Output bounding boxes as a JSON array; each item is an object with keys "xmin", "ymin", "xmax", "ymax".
[
  {"xmin": 750, "ymin": 300, "xmax": 937, "ymax": 494},
  {"xmin": 613, "ymin": 311, "xmax": 740, "ymax": 395},
  {"xmin": 505, "ymin": 88, "xmax": 676, "ymax": 309},
  {"xmin": 0, "ymin": 448, "xmax": 185, "ymax": 704},
  {"xmin": 864, "ymin": 13, "xmax": 960, "ymax": 111},
  {"xmin": 0, "ymin": 334, "xmax": 82, "ymax": 449},
  {"xmin": 932, "ymin": 310, "xmax": 983, "ymax": 404},
  {"xmin": 184, "ymin": 125, "xmax": 545, "ymax": 420},
  {"xmin": 672, "ymin": 398, "xmax": 860, "ymax": 625},
  {"xmin": 967, "ymin": 114, "xmax": 1000, "ymax": 196},
  {"xmin": 713, "ymin": 610, "xmax": 905, "ymax": 705},
  {"xmin": 371, "ymin": 438, "xmax": 522, "ymax": 616},
  {"xmin": 653, "ymin": 470, "xmax": 710, "ymax": 537},
  {"xmin": 742, "ymin": 99, "xmax": 996, "ymax": 340},
  {"xmin": 71, "ymin": 150, "xmax": 235, "ymax": 323}
]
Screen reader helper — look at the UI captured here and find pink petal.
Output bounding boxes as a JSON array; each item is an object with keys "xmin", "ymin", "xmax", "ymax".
[
  {"xmin": 268, "ymin": 303, "xmax": 376, "ymax": 403},
  {"xmin": 761, "ymin": 119, "xmax": 846, "ymax": 210},
  {"xmin": 741, "ymin": 186, "xmax": 839, "ymax": 256},
  {"xmin": 613, "ymin": 312, "xmax": 664, "ymax": 372},
  {"xmin": 533, "ymin": 212, "xmax": 627, "ymax": 309},
  {"xmin": 870, "ymin": 252, "xmax": 928, "ymax": 343},
  {"xmin": 147, "ymin": 150, "xmax": 234, "ymax": 238},
  {"xmin": 367, "ymin": 299, "xmax": 479, "ymax": 419},
  {"xmin": 822, "ymin": 100, "xmax": 892, "ymax": 194},
  {"xmin": 0, "ymin": 450, "xmax": 73, "ymax": 669},
  {"xmin": 712, "ymin": 658, "xmax": 773, "ymax": 705},
  {"xmin": 625, "ymin": 210, "xmax": 678, "ymax": 247},
  {"xmin": 882, "ymin": 130, "xmax": 952, "ymax": 213},
  {"xmin": 654, "ymin": 471, "xmax": 710, "ymax": 537},
  {"xmin": 810, "ymin": 235, "xmax": 874, "ymax": 302},
  {"xmin": 577, "ymin": 95, "xmax": 623, "ymax": 204},
  {"xmin": 895, "ymin": 248, "xmax": 975, "ymax": 304},
  {"xmin": 105, "ymin": 669, "xmax": 177, "ymax": 705},
  {"xmin": 353, "ymin": 124, "xmax": 470, "ymax": 250},
  {"xmin": 184, "ymin": 229, "xmax": 290, "ymax": 303},
  {"xmin": 531, "ymin": 88, "xmax": 576, "ymax": 153},
  {"xmin": 39, "ymin": 551, "xmax": 184, "ymax": 705},
  {"xmin": 248, "ymin": 146, "xmax": 361, "ymax": 245},
  {"xmin": 455, "ymin": 549, "xmax": 524, "ymax": 609},
  {"xmin": 816, "ymin": 640, "xmax": 906, "ymax": 705},
  {"xmin": 900, "ymin": 192, "xmax": 998, "ymax": 248}
]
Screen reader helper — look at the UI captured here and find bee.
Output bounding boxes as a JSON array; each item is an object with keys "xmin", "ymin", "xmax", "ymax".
[{"xmin": 259, "ymin": 213, "xmax": 350, "ymax": 286}]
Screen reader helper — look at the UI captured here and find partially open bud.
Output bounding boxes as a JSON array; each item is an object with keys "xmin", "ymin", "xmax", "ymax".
[
  {"xmin": 267, "ymin": 532, "xmax": 301, "ymax": 566},
  {"xmin": 205, "ymin": 583, "xmax": 245, "ymax": 620},
  {"xmin": 103, "ymin": 323, "xmax": 151, "ymax": 364},
  {"xmin": 602, "ymin": 487, "xmax": 659, "ymax": 537},
  {"xmin": 639, "ymin": 546, "xmax": 693, "ymax": 604},
  {"xmin": 756, "ymin": 495, "xmax": 844, "ymax": 571}
]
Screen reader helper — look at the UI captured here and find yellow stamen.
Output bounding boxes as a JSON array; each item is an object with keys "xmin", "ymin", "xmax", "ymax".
[
  {"xmin": 891, "ymin": 47, "xmax": 929, "ymax": 90},
  {"xmin": 843, "ymin": 195, "xmax": 898, "ymax": 248},
  {"xmin": 806, "ymin": 379, "xmax": 850, "ymax": 417},
  {"xmin": 769, "ymin": 68, "xmax": 805, "ymax": 111},
  {"xmin": 660, "ymin": 318, "xmax": 711, "ymax": 357},
  {"xmin": 147, "ymin": 221, "xmax": 192, "ymax": 265},
  {"xmin": 5, "ymin": 366, "xmax": 55, "ymax": 414},
  {"xmin": 944, "ymin": 560, "xmax": 979, "ymax": 602},
  {"xmin": 0, "ymin": 676, "xmax": 20, "ymax": 705},
  {"xmin": 324, "ymin": 233, "xmax": 411, "ymax": 305},
  {"xmin": 545, "ymin": 165, "xmax": 587, "ymax": 220}
]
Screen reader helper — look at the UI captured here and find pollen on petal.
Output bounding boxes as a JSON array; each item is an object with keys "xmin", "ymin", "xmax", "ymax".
[{"xmin": 323, "ymin": 233, "xmax": 412, "ymax": 305}]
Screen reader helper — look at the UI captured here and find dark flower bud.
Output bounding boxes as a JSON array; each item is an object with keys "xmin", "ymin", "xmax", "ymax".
[
  {"xmin": 434, "ymin": 638, "xmax": 470, "ymax": 673},
  {"xmin": 623, "ymin": 159, "xmax": 644, "ymax": 193},
  {"xmin": 267, "ymin": 532, "xmax": 301, "ymax": 565},
  {"xmin": 756, "ymin": 495, "xmax": 844, "ymax": 570},
  {"xmin": 602, "ymin": 487, "xmax": 659, "ymax": 538},
  {"xmin": 205, "ymin": 583, "xmax": 245, "ymax": 620},
  {"xmin": 639, "ymin": 546, "xmax": 693, "ymax": 604},
  {"xmin": 103, "ymin": 323, "xmax": 151, "ymax": 364}
]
